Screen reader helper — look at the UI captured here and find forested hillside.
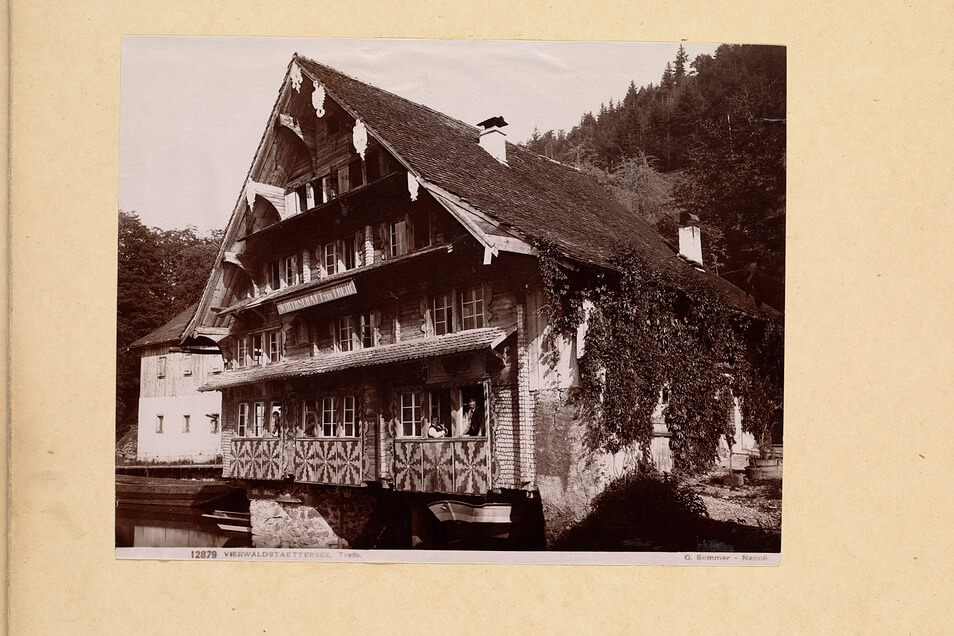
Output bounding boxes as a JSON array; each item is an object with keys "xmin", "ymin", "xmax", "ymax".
[
  {"xmin": 116, "ymin": 211, "xmax": 222, "ymax": 439},
  {"xmin": 525, "ymin": 44, "xmax": 785, "ymax": 310}
]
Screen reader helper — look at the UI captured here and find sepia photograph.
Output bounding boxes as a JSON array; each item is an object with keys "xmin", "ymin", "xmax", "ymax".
[{"xmin": 115, "ymin": 37, "xmax": 785, "ymax": 562}]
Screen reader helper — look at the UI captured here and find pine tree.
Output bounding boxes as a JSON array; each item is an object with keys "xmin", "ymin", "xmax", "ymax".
[{"xmin": 674, "ymin": 44, "xmax": 689, "ymax": 81}]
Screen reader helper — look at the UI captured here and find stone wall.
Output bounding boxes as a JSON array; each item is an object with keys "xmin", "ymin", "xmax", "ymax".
[
  {"xmin": 248, "ymin": 484, "xmax": 381, "ymax": 548},
  {"xmin": 532, "ymin": 389, "xmax": 637, "ymax": 546},
  {"xmin": 250, "ymin": 498, "xmax": 347, "ymax": 548}
]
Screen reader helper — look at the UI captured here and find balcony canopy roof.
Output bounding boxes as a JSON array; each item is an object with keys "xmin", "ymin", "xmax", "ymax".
[{"xmin": 199, "ymin": 326, "xmax": 513, "ymax": 391}]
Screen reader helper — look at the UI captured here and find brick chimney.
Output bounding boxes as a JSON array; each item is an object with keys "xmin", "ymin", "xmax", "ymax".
[
  {"xmin": 477, "ymin": 116, "xmax": 508, "ymax": 164},
  {"xmin": 678, "ymin": 212, "xmax": 704, "ymax": 269}
]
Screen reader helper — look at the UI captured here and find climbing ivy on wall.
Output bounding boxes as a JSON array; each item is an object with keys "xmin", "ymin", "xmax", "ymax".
[{"xmin": 538, "ymin": 242, "xmax": 783, "ymax": 473}]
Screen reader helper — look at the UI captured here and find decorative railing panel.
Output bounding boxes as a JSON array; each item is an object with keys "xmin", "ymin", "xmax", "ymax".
[
  {"xmin": 230, "ymin": 438, "xmax": 282, "ymax": 480},
  {"xmin": 294, "ymin": 439, "xmax": 363, "ymax": 486},
  {"xmin": 454, "ymin": 440, "xmax": 490, "ymax": 495},
  {"xmin": 393, "ymin": 439, "xmax": 490, "ymax": 495}
]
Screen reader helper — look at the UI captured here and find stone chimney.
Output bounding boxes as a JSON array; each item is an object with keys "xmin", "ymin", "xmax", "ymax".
[
  {"xmin": 477, "ymin": 116, "xmax": 508, "ymax": 164},
  {"xmin": 678, "ymin": 212, "xmax": 704, "ymax": 269}
]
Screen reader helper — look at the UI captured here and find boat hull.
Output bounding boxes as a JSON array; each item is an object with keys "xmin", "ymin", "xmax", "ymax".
[{"xmin": 116, "ymin": 474, "xmax": 237, "ymax": 507}]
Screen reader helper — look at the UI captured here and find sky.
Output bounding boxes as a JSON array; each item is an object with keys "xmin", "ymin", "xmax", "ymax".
[{"xmin": 119, "ymin": 37, "xmax": 720, "ymax": 233}]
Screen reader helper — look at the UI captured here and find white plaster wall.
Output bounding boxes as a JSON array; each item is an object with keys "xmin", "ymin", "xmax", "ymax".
[
  {"xmin": 137, "ymin": 393, "xmax": 223, "ymax": 462},
  {"xmin": 720, "ymin": 398, "xmax": 758, "ymax": 460},
  {"xmin": 525, "ymin": 286, "xmax": 579, "ymax": 391}
]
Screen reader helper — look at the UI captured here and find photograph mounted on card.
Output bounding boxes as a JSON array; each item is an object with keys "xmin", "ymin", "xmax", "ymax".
[{"xmin": 116, "ymin": 36, "xmax": 785, "ymax": 564}]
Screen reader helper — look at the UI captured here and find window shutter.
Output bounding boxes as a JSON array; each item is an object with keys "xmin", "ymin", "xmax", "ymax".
[
  {"xmin": 371, "ymin": 310, "xmax": 382, "ymax": 347},
  {"xmin": 338, "ymin": 166, "xmax": 350, "ymax": 193},
  {"xmin": 354, "ymin": 231, "xmax": 364, "ymax": 267},
  {"xmin": 399, "ymin": 217, "xmax": 408, "ymax": 254},
  {"xmin": 376, "ymin": 224, "xmax": 388, "ymax": 260},
  {"xmin": 420, "ymin": 300, "xmax": 433, "ymax": 337},
  {"xmin": 450, "ymin": 389, "xmax": 463, "ymax": 436},
  {"xmin": 483, "ymin": 283, "xmax": 494, "ymax": 325},
  {"xmin": 301, "ymin": 249, "xmax": 311, "ymax": 283}
]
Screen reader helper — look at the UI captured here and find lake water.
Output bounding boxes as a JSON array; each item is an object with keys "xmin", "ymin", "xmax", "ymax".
[{"xmin": 116, "ymin": 502, "xmax": 252, "ymax": 548}]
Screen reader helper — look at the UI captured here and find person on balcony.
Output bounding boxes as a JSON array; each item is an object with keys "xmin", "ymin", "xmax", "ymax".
[
  {"xmin": 463, "ymin": 398, "xmax": 484, "ymax": 436},
  {"xmin": 426, "ymin": 417, "xmax": 448, "ymax": 438}
]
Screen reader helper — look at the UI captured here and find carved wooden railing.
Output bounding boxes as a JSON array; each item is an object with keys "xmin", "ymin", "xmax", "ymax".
[
  {"xmin": 392, "ymin": 439, "xmax": 490, "ymax": 495},
  {"xmin": 294, "ymin": 438, "xmax": 364, "ymax": 486},
  {"xmin": 229, "ymin": 437, "xmax": 282, "ymax": 480}
]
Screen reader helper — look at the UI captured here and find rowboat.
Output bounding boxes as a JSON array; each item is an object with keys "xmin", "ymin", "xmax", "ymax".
[
  {"xmin": 116, "ymin": 474, "xmax": 237, "ymax": 507},
  {"xmin": 427, "ymin": 500, "xmax": 512, "ymax": 524},
  {"xmin": 202, "ymin": 510, "xmax": 252, "ymax": 533}
]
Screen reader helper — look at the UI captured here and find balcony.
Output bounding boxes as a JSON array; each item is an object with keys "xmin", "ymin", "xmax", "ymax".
[
  {"xmin": 294, "ymin": 438, "xmax": 364, "ymax": 486},
  {"xmin": 393, "ymin": 438, "xmax": 490, "ymax": 495},
  {"xmin": 229, "ymin": 437, "xmax": 282, "ymax": 480}
]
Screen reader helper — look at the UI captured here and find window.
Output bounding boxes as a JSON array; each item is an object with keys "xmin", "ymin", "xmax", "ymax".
[
  {"xmin": 407, "ymin": 386, "xmax": 486, "ymax": 438},
  {"xmin": 336, "ymin": 314, "xmax": 373, "ymax": 352},
  {"xmin": 324, "ymin": 241, "xmax": 339, "ymax": 276},
  {"xmin": 236, "ymin": 338, "xmax": 248, "ymax": 368},
  {"xmin": 401, "ymin": 391, "xmax": 425, "ymax": 437},
  {"xmin": 304, "ymin": 396, "xmax": 358, "ymax": 438},
  {"xmin": 269, "ymin": 403, "xmax": 282, "ymax": 436},
  {"xmin": 253, "ymin": 402, "xmax": 265, "ymax": 437},
  {"xmin": 359, "ymin": 312, "xmax": 374, "ymax": 349},
  {"xmin": 365, "ymin": 149, "xmax": 381, "ymax": 182},
  {"xmin": 348, "ymin": 158, "xmax": 364, "ymax": 189},
  {"xmin": 157, "ymin": 356, "xmax": 167, "ymax": 378},
  {"xmin": 182, "ymin": 353, "xmax": 193, "ymax": 376},
  {"xmin": 209, "ymin": 413, "xmax": 219, "ymax": 434},
  {"xmin": 411, "ymin": 209, "xmax": 431, "ymax": 250},
  {"xmin": 283, "ymin": 255, "xmax": 298, "ymax": 287},
  {"xmin": 321, "ymin": 172, "xmax": 338, "ymax": 202},
  {"xmin": 296, "ymin": 184, "xmax": 310, "ymax": 212},
  {"xmin": 302, "ymin": 401, "xmax": 318, "ymax": 437},
  {"xmin": 266, "ymin": 261, "xmax": 281, "ymax": 291},
  {"xmin": 338, "ymin": 165, "xmax": 351, "ymax": 194},
  {"xmin": 343, "ymin": 235, "xmax": 357, "ymax": 271},
  {"xmin": 428, "ymin": 388, "xmax": 454, "ymax": 437},
  {"xmin": 389, "ymin": 220, "xmax": 408, "ymax": 258},
  {"xmin": 460, "ymin": 385, "xmax": 486, "ymax": 437},
  {"xmin": 155, "ymin": 414, "xmax": 164, "ymax": 434},
  {"xmin": 238, "ymin": 403, "xmax": 249, "ymax": 437},
  {"xmin": 337, "ymin": 316, "xmax": 355, "ymax": 352},
  {"xmin": 321, "ymin": 397, "xmax": 338, "ymax": 437},
  {"xmin": 267, "ymin": 330, "xmax": 281, "ymax": 364},
  {"xmin": 252, "ymin": 333, "xmax": 264, "ymax": 366},
  {"xmin": 433, "ymin": 292, "xmax": 455, "ymax": 336},
  {"xmin": 182, "ymin": 415, "xmax": 190, "ymax": 433},
  {"xmin": 342, "ymin": 396, "xmax": 357, "ymax": 437},
  {"xmin": 460, "ymin": 287, "xmax": 486, "ymax": 330}
]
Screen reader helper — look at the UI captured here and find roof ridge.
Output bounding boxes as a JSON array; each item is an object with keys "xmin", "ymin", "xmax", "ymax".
[{"xmin": 294, "ymin": 54, "xmax": 481, "ymax": 135}]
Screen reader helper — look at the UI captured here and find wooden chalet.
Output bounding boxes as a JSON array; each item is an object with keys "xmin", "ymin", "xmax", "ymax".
[{"xmin": 184, "ymin": 55, "xmax": 773, "ymax": 547}]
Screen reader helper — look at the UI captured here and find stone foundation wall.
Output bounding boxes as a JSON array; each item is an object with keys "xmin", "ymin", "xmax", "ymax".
[
  {"xmin": 532, "ymin": 390, "xmax": 636, "ymax": 546},
  {"xmin": 250, "ymin": 499, "xmax": 348, "ymax": 548},
  {"xmin": 248, "ymin": 484, "xmax": 381, "ymax": 549}
]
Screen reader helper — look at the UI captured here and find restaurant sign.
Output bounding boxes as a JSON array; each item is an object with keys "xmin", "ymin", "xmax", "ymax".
[{"xmin": 276, "ymin": 279, "xmax": 357, "ymax": 315}]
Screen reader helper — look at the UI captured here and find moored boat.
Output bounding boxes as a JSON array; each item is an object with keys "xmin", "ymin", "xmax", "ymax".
[{"xmin": 116, "ymin": 474, "xmax": 237, "ymax": 507}]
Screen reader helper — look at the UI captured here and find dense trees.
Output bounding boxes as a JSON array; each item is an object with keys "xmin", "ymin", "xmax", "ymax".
[
  {"xmin": 116, "ymin": 211, "xmax": 222, "ymax": 439},
  {"xmin": 525, "ymin": 44, "xmax": 786, "ymax": 310}
]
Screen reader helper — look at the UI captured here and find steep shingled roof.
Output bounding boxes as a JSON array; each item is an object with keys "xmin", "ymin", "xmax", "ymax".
[
  {"xmin": 129, "ymin": 303, "xmax": 200, "ymax": 349},
  {"xmin": 294, "ymin": 56, "xmax": 778, "ymax": 317}
]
